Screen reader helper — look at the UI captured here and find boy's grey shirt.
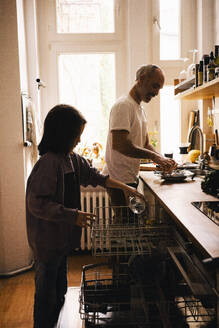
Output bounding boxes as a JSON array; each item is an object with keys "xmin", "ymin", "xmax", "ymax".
[{"xmin": 26, "ymin": 152, "xmax": 108, "ymax": 261}]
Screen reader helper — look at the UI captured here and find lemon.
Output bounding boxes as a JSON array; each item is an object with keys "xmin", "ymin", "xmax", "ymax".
[{"xmin": 188, "ymin": 149, "xmax": 200, "ymax": 163}]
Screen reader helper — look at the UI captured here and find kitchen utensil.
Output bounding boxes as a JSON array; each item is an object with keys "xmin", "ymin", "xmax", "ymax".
[
  {"xmin": 187, "ymin": 111, "xmax": 195, "ymax": 143},
  {"xmin": 215, "ymin": 129, "xmax": 219, "ymax": 146}
]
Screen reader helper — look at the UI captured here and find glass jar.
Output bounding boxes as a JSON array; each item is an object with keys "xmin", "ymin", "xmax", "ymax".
[{"xmin": 129, "ymin": 196, "xmax": 146, "ymax": 215}]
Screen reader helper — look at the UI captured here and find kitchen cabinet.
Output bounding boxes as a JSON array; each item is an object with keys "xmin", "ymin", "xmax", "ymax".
[
  {"xmin": 139, "ymin": 171, "xmax": 219, "ymax": 327},
  {"xmin": 174, "ymin": 77, "xmax": 219, "ymax": 100},
  {"xmin": 174, "ymin": 77, "xmax": 219, "ymax": 153}
]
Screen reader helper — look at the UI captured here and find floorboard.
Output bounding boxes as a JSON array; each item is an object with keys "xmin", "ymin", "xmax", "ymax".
[{"xmin": 0, "ymin": 253, "xmax": 104, "ymax": 328}]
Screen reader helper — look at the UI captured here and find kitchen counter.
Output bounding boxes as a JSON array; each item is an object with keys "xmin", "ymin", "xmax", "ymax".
[{"xmin": 140, "ymin": 171, "xmax": 219, "ymax": 260}]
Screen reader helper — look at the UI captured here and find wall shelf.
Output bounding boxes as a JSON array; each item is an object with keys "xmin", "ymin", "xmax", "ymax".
[{"xmin": 174, "ymin": 77, "xmax": 219, "ymax": 100}]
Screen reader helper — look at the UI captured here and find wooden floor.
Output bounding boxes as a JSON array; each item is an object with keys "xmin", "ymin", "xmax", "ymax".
[{"xmin": 0, "ymin": 253, "xmax": 105, "ymax": 328}]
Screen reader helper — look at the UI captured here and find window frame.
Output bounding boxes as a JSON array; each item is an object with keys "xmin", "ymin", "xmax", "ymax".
[
  {"xmin": 152, "ymin": 0, "xmax": 197, "ymax": 68},
  {"xmin": 49, "ymin": 42, "xmax": 123, "ymax": 105},
  {"xmin": 47, "ymin": 0, "xmax": 125, "ymax": 42},
  {"xmin": 150, "ymin": 0, "xmax": 197, "ymax": 153},
  {"xmin": 37, "ymin": 0, "xmax": 126, "ymax": 120}
]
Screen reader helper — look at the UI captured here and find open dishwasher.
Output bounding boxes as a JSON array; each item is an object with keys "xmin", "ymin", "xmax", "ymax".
[
  {"xmin": 79, "ymin": 205, "xmax": 217, "ymax": 327},
  {"xmin": 79, "ymin": 205, "xmax": 173, "ymax": 327}
]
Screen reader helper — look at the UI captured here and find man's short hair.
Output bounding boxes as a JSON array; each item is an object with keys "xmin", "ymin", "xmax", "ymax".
[{"xmin": 135, "ymin": 64, "xmax": 161, "ymax": 81}]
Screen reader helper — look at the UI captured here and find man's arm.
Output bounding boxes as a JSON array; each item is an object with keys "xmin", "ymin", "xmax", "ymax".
[{"xmin": 112, "ymin": 130, "xmax": 177, "ymax": 172}]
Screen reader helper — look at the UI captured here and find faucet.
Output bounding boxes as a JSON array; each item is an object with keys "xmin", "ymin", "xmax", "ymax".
[{"xmin": 188, "ymin": 125, "xmax": 205, "ymax": 169}]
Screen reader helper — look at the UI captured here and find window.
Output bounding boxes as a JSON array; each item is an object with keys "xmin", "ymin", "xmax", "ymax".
[
  {"xmin": 56, "ymin": 0, "xmax": 115, "ymax": 33},
  {"xmin": 58, "ymin": 53, "xmax": 115, "ymax": 147},
  {"xmin": 152, "ymin": 0, "xmax": 196, "ymax": 154},
  {"xmin": 37, "ymin": 0, "xmax": 125, "ymax": 154},
  {"xmin": 159, "ymin": 0, "xmax": 180, "ymax": 60}
]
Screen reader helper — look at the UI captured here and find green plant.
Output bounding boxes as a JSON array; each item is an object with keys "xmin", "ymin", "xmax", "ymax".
[{"xmin": 148, "ymin": 131, "xmax": 158, "ymax": 148}]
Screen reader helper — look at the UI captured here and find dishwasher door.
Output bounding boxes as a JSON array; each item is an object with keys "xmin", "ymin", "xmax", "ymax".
[{"xmin": 167, "ymin": 229, "xmax": 218, "ymax": 327}]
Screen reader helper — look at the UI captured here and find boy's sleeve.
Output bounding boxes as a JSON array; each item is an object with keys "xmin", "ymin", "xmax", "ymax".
[
  {"xmin": 26, "ymin": 156, "xmax": 78, "ymax": 224},
  {"xmin": 78, "ymin": 156, "xmax": 109, "ymax": 188}
]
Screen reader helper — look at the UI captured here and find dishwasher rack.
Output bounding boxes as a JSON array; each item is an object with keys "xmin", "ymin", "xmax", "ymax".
[
  {"xmin": 79, "ymin": 262, "xmax": 215, "ymax": 327},
  {"xmin": 91, "ymin": 206, "xmax": 172, "ymax": 257},
  {"xmin": 79, "ymin": 262, "xmax": 162, "ymax": 327},
  {"xmin": 79, "ymin": 206, "xmax": 216, "ymax": 327}
]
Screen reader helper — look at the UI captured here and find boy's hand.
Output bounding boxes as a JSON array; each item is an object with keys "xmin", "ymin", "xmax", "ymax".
[{"xmin": 76, "ymin": 211, "xmax": 96, "ymax": 228}]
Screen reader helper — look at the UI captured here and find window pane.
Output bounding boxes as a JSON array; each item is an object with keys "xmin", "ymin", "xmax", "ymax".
[
  {"xmin": 58, "ymin": 53, "xmax": 115, "ymax": 149},
  {"xmin": 160, "ymin": 0, "xmax": 180, "ymax": 60},
  {"xmin": 160, "ymin": 86, "xmax": 180, "ymax": 156},
  {"xmin": 56, "ymin": 0, "xmax": 115, "ymax": 33}
]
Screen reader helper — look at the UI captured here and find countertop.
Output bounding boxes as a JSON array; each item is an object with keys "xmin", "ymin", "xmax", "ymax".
[{"xmin": 140, "ymin": 171, "xmax": 219, "ymax": 260}]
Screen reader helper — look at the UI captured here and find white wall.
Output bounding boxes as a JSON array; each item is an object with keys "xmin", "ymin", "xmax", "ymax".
[
  {"xmin": 215, "ymin": 0, "xmax": 219, "ymax": 44},
  {"xmin": 126, "ymin": 0, "xmax": 152, "ymax": 88},
  {"xmin": 0, "ymin": 0, "xmax": 32, "ymax": 274},
  {"xmin": 197, "ymin": 0, "xmax": 215, "ymax": 61}
]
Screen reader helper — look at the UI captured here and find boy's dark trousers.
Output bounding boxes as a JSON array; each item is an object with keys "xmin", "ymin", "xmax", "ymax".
[{"xmin": 34, "ymin": 255, "xmax": 67, "ymax": 328}]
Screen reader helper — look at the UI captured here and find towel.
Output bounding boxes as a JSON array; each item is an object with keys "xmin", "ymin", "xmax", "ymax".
[{"xmin": 26, "ymin": 98, "xmax": 42, "ymax": 166}]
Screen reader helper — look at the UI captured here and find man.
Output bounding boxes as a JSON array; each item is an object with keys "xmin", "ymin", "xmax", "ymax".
[{"xmin": 102, "ymin": 64, "xmax": 177, "ymax": 206}]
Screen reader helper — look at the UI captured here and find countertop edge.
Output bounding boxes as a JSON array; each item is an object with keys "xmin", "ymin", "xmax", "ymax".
[{"xmin": 140, "ymin": 171, "xmax": 219, "ymax": 260}]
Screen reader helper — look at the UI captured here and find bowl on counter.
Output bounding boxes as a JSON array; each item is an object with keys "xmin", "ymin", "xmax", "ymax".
[{"xmin": 155, "ymin": 169, "xmax": 195, "ymax": 182}]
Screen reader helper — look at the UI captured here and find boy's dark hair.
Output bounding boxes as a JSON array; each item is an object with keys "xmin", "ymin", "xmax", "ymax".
[{"xmin": 38, "ymin": 104, "xmax": 87, "ymax": 155}]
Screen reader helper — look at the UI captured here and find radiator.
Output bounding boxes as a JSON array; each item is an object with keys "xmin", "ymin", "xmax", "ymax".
[{"xmin": 80, "ymin": 187, "xmax": 110, "ymax": 250}]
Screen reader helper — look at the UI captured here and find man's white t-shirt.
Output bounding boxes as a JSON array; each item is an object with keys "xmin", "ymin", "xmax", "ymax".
[{"xmin": 102, "ymin": 94, "xmax": 148, "ymax": 183}]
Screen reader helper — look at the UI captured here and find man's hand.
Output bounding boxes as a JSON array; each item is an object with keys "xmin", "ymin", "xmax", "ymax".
[
  {"xmin": 154, "ymin": 154, "xmax": 178, "ymax": 173},
  {"xmin": 76, "ymin": 211, "xmax": 96, "ymax": 228}
]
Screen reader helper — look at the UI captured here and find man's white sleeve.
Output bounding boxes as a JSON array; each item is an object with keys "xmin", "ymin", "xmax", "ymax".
[{"xmin": 110, "ymin": 102, "xmax": 132, "ymax": 132}]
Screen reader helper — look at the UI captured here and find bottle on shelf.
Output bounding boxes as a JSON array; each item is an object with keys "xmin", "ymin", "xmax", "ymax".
[
  {"xmin": 208, "ymin": 51, "xmax": 216, "ymax": 81},
  {"xmin": 195, "ymin": 63, "xmax": 199, "ymax": 87},
  {"xmin": 214, "ymin": 45, "xmax": 219, "ymax": 66},
  {"xmin": 203, "ymin": 54, "xmax": 210, "ymax": 83},
  {"xmin": 198, "ymin": 60, "xmax": 203, "ymax": 86},
  {"xmin": 215, "ymin": 46, "xmax": 219, "ymax": 77}
]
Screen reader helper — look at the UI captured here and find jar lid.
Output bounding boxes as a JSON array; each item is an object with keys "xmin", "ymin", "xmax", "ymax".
[{"xmin": 179, "ymin": 146, "xmax": 188, "ymax": 154}]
